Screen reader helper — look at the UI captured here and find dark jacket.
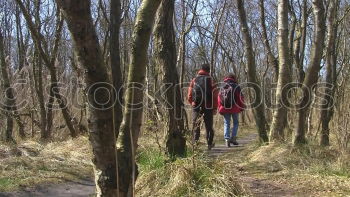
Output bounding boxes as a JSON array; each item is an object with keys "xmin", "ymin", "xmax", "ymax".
[{"xmin": 187, "ymin": 69, "xmax": 218, "ymax": 109}]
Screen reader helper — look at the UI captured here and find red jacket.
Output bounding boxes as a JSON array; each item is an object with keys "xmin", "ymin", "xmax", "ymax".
[
  {"xmin": 187, "ymin": 70, "xmax": 218, "ymax": 109},
  {"xmin": 218, "ymin": 77, "xmax": 245, "ymax": 114}
]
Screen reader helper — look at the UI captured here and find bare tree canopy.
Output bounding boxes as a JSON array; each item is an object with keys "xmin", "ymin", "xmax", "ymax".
[{"xmin": 1, "ymin": 0, "xmax": 350, "ymax": 196}]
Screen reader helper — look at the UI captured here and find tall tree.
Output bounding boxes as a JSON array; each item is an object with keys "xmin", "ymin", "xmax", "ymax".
[
  {"xmin": 295, "ymin": 0, "xmax": 326, "ymax": 145},
  {"xmin": 177, "ymin": 0, "xmax": 198, "ymax": 86},
  {"xmin": 269, "ymin": 0, "xmax": 292, "ymax": 141},
  {"xmin": 259, "ymin": 0, "xmax": 279, "ymax": 81},
  {"xmin": 31, "ymin": 0, "xmax": 47, "ymax": 138},
  {"xmin": 293, "ymin": 0, "xmax": 308, "ymax": 83},
  {"xmin": 0, "ymin": 23, "xmax": 25, "ymax": 140},
  {"xmin": 56, "ymin": 0, "xmax": 118, "ymax": 195},
  {"xmin": 32, "ymin": 44, "xmax": 47, "ymax": 137},
  {"xmin": 210, "ymin": 0, "xmax": 226, "ymax": 79},
  {"xmin": 110, "ymin": 0, "xmax": 123, "ymax": 137},
  {"xmin": 236, "ymin": 0, "xmax": 269, "ymax": 143},
  {"xmin": 117, "ymin": 0, "xmax": 161, "ymax": 195},
  {"xmin": 320, "ymin": 0, "xmax": 339, "ymax": 146},
  {"xmin": 15, "ymin": 5, "xmax": 26, "ymax": 72},
  {"xmin": 15, "ymin": 0, "xmax": 77, "ymax": 138},
  {"xmin": 154, "ymin": 0, "xmax": 187, "ymax": 157},
  {"xmin": 0, "ymin": 32, "xmax": 15, "ymax": 142}
]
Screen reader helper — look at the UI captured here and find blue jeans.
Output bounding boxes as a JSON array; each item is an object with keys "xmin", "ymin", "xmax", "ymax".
[{"xmin": 224, "ymin": 113, "xmax": 239, "ymax": 139}]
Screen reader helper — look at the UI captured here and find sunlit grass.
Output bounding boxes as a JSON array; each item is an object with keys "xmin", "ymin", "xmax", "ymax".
[
  {"xmin": 0, "ymin": 136, "xmax": 93, "ymax": 192},
  {"xmin": 239, "ymin": 138, "xmax": 350, "ymax": 196}
]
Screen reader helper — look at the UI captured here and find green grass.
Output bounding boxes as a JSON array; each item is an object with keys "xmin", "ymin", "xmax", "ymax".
[
  {"xmin": 311, "ymin": 164, "xmax": 350, "ymax": 178},
  {"xmin": 0, "ymin": 178, "xmax": 16, "ymax": 191},
  {"xmin": 137, "ymin": 148, "xmax": 166, "ymax": 172},
  {"xmin": 192, "ymin": 164, "xmax": 212, "ymax": 189}
]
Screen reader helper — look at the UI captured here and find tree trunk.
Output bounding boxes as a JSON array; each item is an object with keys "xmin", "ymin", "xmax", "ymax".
[
  {"xmin": 11, "ymin": 102, "xmax": 25, "ymax": 138},
  {"xmin": 45, "ymin": 82, "xmax": 55, "ymax": 138},
  {"xmin": 117, "ymin": 0, "xmax": 161, "ymax": 196},
  {"xmin": 294, "ymin": 0, "xmax": 307, "ymax": 84},
  {"xmin": 31, "ymin": 0, "xmax": 47, "ymax": 138},
  {"xmin": 237, "ymin": 0, "xmax": 268, "ymax": 143},
  {"xmin": 295, "ymin": 0, "xmax": 326, "ymax": 145},
  {"xmin": 154, "ymin": 0, "xmax": 186, "ymax": 157},
  {"xmin": 320, "ymin": 0, "xmax": 338, "ymax": 146},
  {"xmin": 177, "ymin": 0, "xmax": 197, "ymax": 86},
  {"xmin": 259, "ymin": 0, "xmax": 278, "ymax": 81},
  {"xmin": 269, "ymin": 0, "xmax": 292, "ymax": 142},
  {"xmin": 32, "ymin": 48, "xmax": 47, "ymax": 138},
  {"xmin": 0, "ymin": 32, "xmax": 15, "ymax": 142},
  {"xmin": 110, "ymin": 0, "xmax": 123, "ymax": 137},
  {"xmin": 15, "ymin": 5, "xmax": 25, "ymax": 72},
  {"xmin": 210, "ymin": 1, "xmax": 226, "ymax": 80},
  {"xmin": 56, "ymin": 0, "xmax": 118, "ymax": 195}
]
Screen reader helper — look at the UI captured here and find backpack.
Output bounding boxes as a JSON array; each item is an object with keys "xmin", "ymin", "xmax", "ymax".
[
  {"xmin": 192, "ymin": 75, "xmax": 211, "ymax": 106},
  {"xmin": 219, "ymin": 82, "xmax": 237, "ymax": 108}
]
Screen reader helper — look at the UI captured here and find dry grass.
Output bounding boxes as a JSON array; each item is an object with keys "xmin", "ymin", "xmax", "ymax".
[
  {"xmin": 0, "ymin": 136, "xmax": 93, "ymax": 192},
  {"xmin": 136, "ymin": 150, "xmax": 246, "ymax": 197},
  {"xmin": 135, "ymin": 119, "xmax": 250, "ymax": 197},
  {"xmin": 2, "ymin": 120, "xmax": 349, "ymax": 197},
  {"xmin": 240, "ymin": 140, "xmax": 350, "ymax": 196}
]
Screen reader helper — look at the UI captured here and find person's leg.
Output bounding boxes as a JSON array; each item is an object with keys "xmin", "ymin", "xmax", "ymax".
[
  {"xmin": 223, "ymin": 113, "xmax": 231, "ymax": 140},
  {"xmin": 203, "ymin": 109, "xmax": 214, "ymax": 146},
  {"xmin": 192, "ymin": 107, "xmax": 202, "ymax": 144},
  {"xmin": 231, "ymin": 113, "xmax": 239, "ymax": 145}
]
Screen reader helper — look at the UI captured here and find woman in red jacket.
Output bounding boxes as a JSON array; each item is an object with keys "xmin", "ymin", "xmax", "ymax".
[{"xmin": 218, "ymin": 73, "xmax": 245, "ymax": 147}]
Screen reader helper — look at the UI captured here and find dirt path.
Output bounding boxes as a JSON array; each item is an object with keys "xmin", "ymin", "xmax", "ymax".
[
  {"xmin": 209, "ymin": 133, "xmax": 299, "ymax": 197},
  {"xmin": 208, "ymin": 133, "xmax": 257, "ymax": 158},
  {"xmin": 0, "ymin": 179, "xmax": 95, "ymax": 197}
]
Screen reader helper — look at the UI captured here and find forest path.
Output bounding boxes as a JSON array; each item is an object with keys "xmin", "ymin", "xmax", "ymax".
[
  {"xmin": 0, "ymin": 132, "xmax": 301, "ymax": 197},
  {"xmin": 208, "ymin": 132, "xmax": 299, "ymax": 197}
]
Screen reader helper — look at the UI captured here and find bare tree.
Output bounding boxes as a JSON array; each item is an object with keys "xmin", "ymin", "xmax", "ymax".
[
  {"xmin": 320, "ymin": 0, "xmax": 339, "ymax": 146},
  {"xmin": 1, "ymin": 32, "xmax": 15, "ymax": 141},
  {"xmin": 237, "ymin": 0, "xmax": 268, "ymax": 143},
  {"xmin": 210, "ymin": 0, "xmax": 226, "ymax": 79},
  {"xmin": 259, "ymin": 0, "xmax": 278, "ymax": 81},
  {"xmin": 116, "ymin": 0, "xmax": 161, "ymax": 196},
  {"xmin": 177, "ymin": 0, "xmax": 198, "ymax": 87},
  {"xmin": 293, "ymin": 0, "xmax": 308, "ymax": 83},
  {"xmin": 295, "ymin": 0, "xmax": 326, "ymax": 145},
  {"xmin": 110, "ymin": 0, "xmax": 124, "ymax": 137},
  {"xmin": 15, "ymin": 0, "xmax": 77, "ymax": 139},
  {"xmin": 154, "ymin": 0, "xmax": 186, "ymax": 157},
  {"xmin": 55, "ymin": 0, "xmax": 118, "ymax": 195},
  {"xmin": 269, "ymin": 0, "xmax": 292, "ymax": 141}
]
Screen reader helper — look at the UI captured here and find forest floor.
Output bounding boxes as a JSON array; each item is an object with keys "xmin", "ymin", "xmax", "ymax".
[
  {"xmin": 208, "ymin": 133, "xmax": 299, "ymax": 197},
  {"xmin": 0, "ymin": 125, "xmax": 350, "ymax": 196}
]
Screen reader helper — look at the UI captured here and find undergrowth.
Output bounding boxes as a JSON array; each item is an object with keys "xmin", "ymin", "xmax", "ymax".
[
  {"xmin": 136, "ymin": 147, "xmax": 246, "ymax": 197},
  {"xmin": 242, "ymin": 140, "xmax": 350, "ymax": 196},
  {"xmin": 0, "ymin": 136, "xmax": 93, "ymax": 192}
]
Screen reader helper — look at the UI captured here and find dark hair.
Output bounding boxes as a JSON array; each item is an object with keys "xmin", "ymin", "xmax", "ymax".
[
  {"xmin": 201, "ymin": 64, "xmax": 210, "ymax": 72},
  {"xmin": 226, "ymin": 73, "xmax": 236, "ymax": 80}
]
